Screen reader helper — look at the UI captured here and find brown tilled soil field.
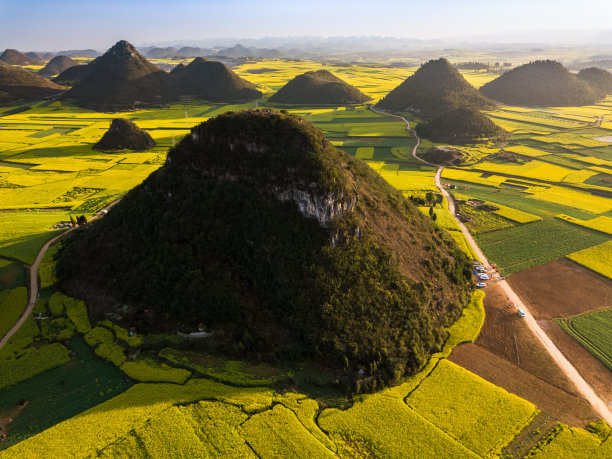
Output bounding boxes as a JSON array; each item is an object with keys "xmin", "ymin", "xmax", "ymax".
[
  {"xmin": 449, "ymin": 270, "xmax": 604, "ymax": 427},
  {"xmin": 509, "ymin": 257, "xmax": 612, "ymax": 320},
  {"xmin": 509, "ymin": 258, "xmax": 612, "ymax": 404}
]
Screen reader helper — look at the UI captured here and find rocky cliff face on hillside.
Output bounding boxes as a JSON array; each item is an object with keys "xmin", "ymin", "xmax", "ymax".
[{"xmin": 57, "ymin": 110, "xmax": 473, "ymax": 387}]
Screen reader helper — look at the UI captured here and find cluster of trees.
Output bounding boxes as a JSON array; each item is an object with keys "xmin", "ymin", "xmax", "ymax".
[
  {"xmin": 56, "ymin": 110, "xmax": 473, "ymax": 390},
  {"xmin": 416, "ymin": 107, "xmax": 505, "ymax": 145}
]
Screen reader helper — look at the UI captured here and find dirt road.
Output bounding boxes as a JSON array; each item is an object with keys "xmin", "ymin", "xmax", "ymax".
[
  {"xmin": 0, "ymin": 201, "xmax": 120, "ymax": 351},
  {"xmin": 371, "ymin": 105, "xmax": 612, "ymax": 424}
]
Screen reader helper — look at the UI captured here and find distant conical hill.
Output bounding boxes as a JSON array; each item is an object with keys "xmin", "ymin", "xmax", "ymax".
[
  {"xmin": 376, "ymin": 58, "xmax": 495, "ymax": 117},
  {"xmin": 0, "ymin": 61, "xmax": 66, "ymax": 103},
  {"xmin": 0, "ymin": 49, "xmax": 42, "ymax": 66},
  {"xmin": 416, "ymin": 107, "xmax": 505, "ymax": 145},
  {"xmin": 174, "ymin": 57, "xmax": 262, "ymax": 101},
  {"xmin": 53, "ymin": 64, "xmax": 90, "ymax": 86},
  {"xmin": 56, "ymin": 109, "xmax": 472, "ymax": 387},
  {"xmin": 94, "ymin": 118, "xmax": 156, "ymax": 151},
  {"xmin": 480, "ymin": 60, "xmax": 599, "ymax": 106},
  {"xmin": 577, "ymin": 67, "xmax": 612, "ymax": 98},
  {"xmin": 268, "ymin": 70, "xmax": 370, "ymax": 105},
  {"xmin": 64, "ymin": 40, "xmax": 176, "ymax": 110},
  {"xmin": 39, "ymin": 55, "xmax": 78, "ymax": 77}
]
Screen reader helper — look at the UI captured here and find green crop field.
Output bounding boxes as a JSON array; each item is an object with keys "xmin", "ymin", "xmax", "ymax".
[{"xmin": 556, "ymin": 309, "xmax": 612, "ymax": 370}]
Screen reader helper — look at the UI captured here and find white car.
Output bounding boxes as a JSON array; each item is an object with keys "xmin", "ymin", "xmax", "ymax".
[
  {"xmin": 476, "ymin": 266, "xmax": 486, "ymax": 272},
  {"xmin": 476, "ymin": 282, "xmax": 486, "ymax": 288},
  {"xmin": 478, "ymin": 274, "xmax": 490, "ymax": 280}
]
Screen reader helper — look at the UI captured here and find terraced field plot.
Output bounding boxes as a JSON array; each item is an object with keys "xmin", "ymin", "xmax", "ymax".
[{"xmin": 556, "ymin": 309, "xmax": 612, "ymax": 371}]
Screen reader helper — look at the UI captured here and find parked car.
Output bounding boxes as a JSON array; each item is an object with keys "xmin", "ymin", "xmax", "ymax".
[
  {"xmin": 476, "ymin": 266, "xmax": 486, "ymax": 272},
  {"xmin": 478, "ymin": 274, "xmax": 490, "ymax": 280},
  {"xmin": 476, "ymin": 282, "xmax": 486, "ymax": 288}
]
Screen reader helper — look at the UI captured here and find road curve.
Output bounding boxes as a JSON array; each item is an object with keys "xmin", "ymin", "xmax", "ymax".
[
  {"xmin": 0, "ymin": 200, "xmax": 121, "ymax": 351},
  {"xmin": 371, "ymin": 105, "xmax": 612, "ymax": 424}
]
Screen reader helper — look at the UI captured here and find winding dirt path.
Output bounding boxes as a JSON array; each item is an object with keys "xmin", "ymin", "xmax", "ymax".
[
  {"xmin": 370, "ymin": 105, "xmax": 612, "ymax": 424},
  {"xmin": 0, "ymin": 201, "xmax": 120, "ymax": 351}
]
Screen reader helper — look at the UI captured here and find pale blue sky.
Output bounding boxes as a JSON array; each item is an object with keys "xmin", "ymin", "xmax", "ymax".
[{"xmin": 1, "ymin": 0, "xmax": 611, "ymax": 50}]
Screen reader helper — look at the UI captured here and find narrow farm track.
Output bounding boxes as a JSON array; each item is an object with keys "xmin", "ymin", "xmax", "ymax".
[
  {"xmin": 370, "ymin": 105, "xmax": 612, "ymax": 425},
  {"xmin": 0, "ymin": 200, "xmax": 120, "ymax": 351}
]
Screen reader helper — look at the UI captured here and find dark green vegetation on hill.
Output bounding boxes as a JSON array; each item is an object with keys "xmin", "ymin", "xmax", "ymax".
[
  {"xmin": 376, "ymin": 58, "xmax": 495, "ymax": 118},
  {"xmin": 174, "ymin": 57, "xmax": 262, "ymax": 101},
  {"xmin": 480, "ymin": 60, "xmax": 600, "ymax": 106},
  {"xmin": 64, "ymin": 40, "xmax": 177, "ymax": 110},
  {"xmin": 269, "ymin": 70, "xmax": 370, "ymax": 105},
  {"xmin": 57, "ymin": 110, "xmax": 473, "ymax": 387},
  {"xmin": 0, "ymin": 61, "xmax": 66, "ymax": 103},
  {"xmin": 94, "ymin": 118, "xmax": 156, "ymax": 151},
  {"xmin": 577, "ymin": 67, "xmax": 612, "ymax": 98},
  {"xmin": 52, "ymin": 64, "xmax": 90, "ymax": 86},
  {"xmin": 38, "ymin": 55, "xmax": 78, "ymax": 77},
  {"xmin": 0, "ymin": 49, "xmax": 42, "ymax": 66},
  {"xmin": 416, "ymin": 107, "xmax": 505, "ymax": 145}
]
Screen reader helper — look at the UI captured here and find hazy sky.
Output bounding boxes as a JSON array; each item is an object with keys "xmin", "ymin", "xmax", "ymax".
[{"xmin": 1, "ymin": 0, "xmax": 611, "ymax": 50}]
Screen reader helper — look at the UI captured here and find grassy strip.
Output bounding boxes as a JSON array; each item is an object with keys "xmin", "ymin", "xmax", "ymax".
[
  {"xmin": 0, "ymin": 287, "xmax": 27, "ymax": 339},
  {"xmin": 0, "ymin": 343, "xmax": 71, "ymax": 390},
  {"xmin": 120, "ymin": 358, "xmax": 191, "ymax": 384}
]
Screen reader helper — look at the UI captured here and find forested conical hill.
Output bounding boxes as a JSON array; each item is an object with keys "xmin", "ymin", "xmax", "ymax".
[
  {"xmin": 173, "ymin": 57, "xmax": 262, "ymax": 101},
  {"xmin": 53, "ymin": 64, "xmax": 90, "ymax": 86},
  {"xmin": 39, "ymin": 55, "xmax": 78, "ymax": 77},
  {"xmin": 56, "ymin": 110, "xmax": 473, "ymax": 387},
  {"xmin": 94, "ymin": 118, "xmax": 156, "ymax": 151},
  {"xmin": 577, "ymin": 67, "xmax": 612, "ymax": 98},
  {"xmin": 64, "ymin": 40, "xmax": 176, "ymax": 110},
  {"xmin": 0, "ymin": 48, "xmax": 42, "ymax": 65},
  {"xmin": 480, "ymin": 60, "xmax": 599, "ymax": 106},
  {"xmin": 268, "ymin": 70, "xmax": 370, "ymax": 105},
  {"xmin": 376, "ymin": 58, "xmax": 495, "ymax": 117},
  {"xmin": 416, "ymin": 107, "xmax": 505, "ymax": 145},
  {"xmin": 0, "ymin": 61, "xmax": 66, "ymax": 103}
]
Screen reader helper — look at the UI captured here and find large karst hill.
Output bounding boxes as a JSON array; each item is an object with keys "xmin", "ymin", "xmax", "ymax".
[
  {"xmin": 577, "ymin": 67, "xmax": 612, "ymax": 98},
  {"xmin": 416, "ymin": 107, "xmax": 505, "ymax": 145},
  {"xmin": 52, "ymin": 64, "xmax": 90, "ymax": 86},
  {"xmin": 56, "ymin": 110, "xmax": 473, "ymax": 386},
  {"xmin": 376, "ymin": 58, "xmax": 495, "ymax": 118},
  {"xmin": 39, "ymin": 55, "xmax": 79, "ymax": 77},
  {"xmin": 480, "ymin": 60, "xmax": 600, "ymax": 106},
  {"xmin": 269, "ymin": 69, "xmax": 370, "ymax": 105},
  {"xmin": 0, "ymin": 48, "xmax": 43, "ymax": 66},
  {"xmin": 173, "ymin": 57, "xmax": 262, "ymax": 101},
  {"xmin": 64, "ymin": 40, "xmax": 177, "ymax": 110},
  {"xmin": 0, "ymin": 61, "xmax": 67, "ymax": 103},
  {"xmin": 94, "ymin": 118, "xmax": 156, "ymax": 151}
]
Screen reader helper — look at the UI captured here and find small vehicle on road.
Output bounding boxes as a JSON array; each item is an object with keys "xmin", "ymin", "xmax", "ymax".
[
  {"xmin": 518, "ymin": 308, "xmax": 525, "ymax": 318},
  {"xmin": 476, "ymin": 266, "xmax": 486, "ymax": 272},
  {"xmin": 476, "ymin": 282, "xmax": 486, "ymax": 288},
  {"xmin": 478, "ymin": 274, "xmax": 490, "ymax": 280}
]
